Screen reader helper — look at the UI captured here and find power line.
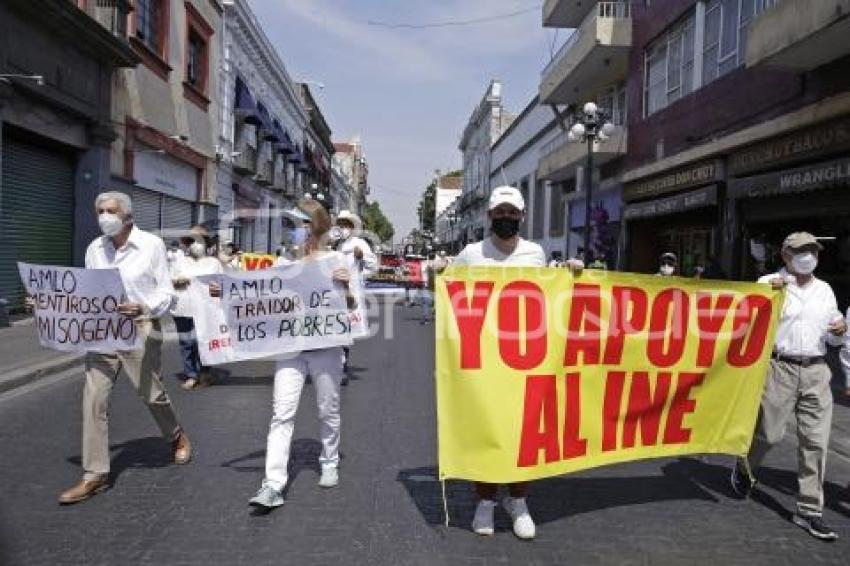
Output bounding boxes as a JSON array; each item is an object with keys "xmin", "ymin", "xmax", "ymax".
[{"xmin": 367, "ymin": 5, "xmax": 542, "ymax": 30}]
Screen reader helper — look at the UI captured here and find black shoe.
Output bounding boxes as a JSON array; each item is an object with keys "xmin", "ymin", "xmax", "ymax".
[
  {"xmin": 792, "ymin": 514, "xmax": 838, "ymax": 541},
  {"xmin": 730, "ymin": 460, "xmax": 755, "ymax": 499},
  {"xmin": 341, "ymin": 375, "xmax": 349, "ymax": 387}
]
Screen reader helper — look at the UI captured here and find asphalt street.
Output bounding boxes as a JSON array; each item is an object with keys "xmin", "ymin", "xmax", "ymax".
[{"xmin": 1, "ymin": 295, "xmax": 850, "ymax": 565}]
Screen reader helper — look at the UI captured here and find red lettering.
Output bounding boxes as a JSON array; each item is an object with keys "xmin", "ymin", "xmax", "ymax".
[
  {"xmin": 602, "ymin": 371, "xmax": 626, "ymax": 451},
  {"xmin": 562, "ymin": 372, "xmax": 587, "ymax": 458},
  {"xmin": 695, "ymin": 293, "xmax": 734, "ymax": 367},
  {"xmin": 517, "ymin": 375, "xmax": 560, "ymax": 467},
  {"xmin": 727, "ymin": 295, "xmax": 773, "ymax": 368},
  {"xmin": 622, "ymin": 371, "xmax": 671, "ymax": 448},
  {"xmin": 663, "ymin": 372, "xmax": 705, "ymax": 444},
  {"xmin": 565, "ymin": 283, "xmax": 601, "ymax": 366},
  {"xmin": 603, "ymin": 286, "xmax": 648, "ymax": 365},
  {"xmin": 647, "ymin": 289, "xmax": 689, "ymax": 367},
  {"xmin": 446, "ymin": 280, "xmax": 494, "ymax": 370},
  {"xmin": 259, "ymin": 258, "xmax": 274, "ymax": 269},
  {"xmin": 498, "ymin": 281, "xmax": 547, "ymax": 371},
  {"xmin": 209, "ymin": 339, "xmax": 220, "ymax": 351},
  {"xmin": 245, "ymin": 258, "xmax": 260, "ymax": 270}
]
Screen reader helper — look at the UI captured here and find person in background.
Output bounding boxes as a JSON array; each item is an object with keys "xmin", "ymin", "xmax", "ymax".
[
  {"xmin": 731, "ymin": 232, "xmax": 846, "ymax": 541},
  {"xmin": 588, "ymin": 256, "xmax": 608, "ymax": 270},
  {"xmin": 333, "ymin": 210, "xmax": 377, "ymax": 383},
  {"xmin": 453, "ymin": 185, "xmax": 583, "ymax": 540},
  {"xmin": 219, "ymin": 241, "xmax": 242, "ymax": 271},
  {"xmin": 419, "ymin": 252, "xmax": 436, "ymax": 324},
  {"xmin": 548, "ymin": 251, "xmax": 563, "ymax": 267},
  {"xmin": 657, "ymin": 252, "xmax": 677, "ymax": 276},
  {"xmin": 211, "ymin": 200, "xmax": 353, "ymax": 510},
  {"xmin": 59, "ymin": 191, "xmax": 191, "ymax": 505},
  {"xmin": 166, "ymin": 240, "xmax": 182, "ymax": 270},
  {"xmin": 171, "ymin": 225, "xmax": 224, "ymax": 390}
]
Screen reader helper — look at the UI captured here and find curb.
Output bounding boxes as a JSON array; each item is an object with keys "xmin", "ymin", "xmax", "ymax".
[{"xmin": 0, "ymin": 354, "xmax": 84, "ymax": 394}]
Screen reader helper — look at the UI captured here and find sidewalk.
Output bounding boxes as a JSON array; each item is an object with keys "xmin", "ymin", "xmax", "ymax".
[{"xmin": 0, "ymin": 317, "xmax": 83, "ymax": 393}]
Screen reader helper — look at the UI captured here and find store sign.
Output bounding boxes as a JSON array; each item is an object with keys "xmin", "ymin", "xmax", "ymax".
[
  {"xmin": 134, "ymin": 149, "xmax": 198, "ymax": 201},
  {"xmin": 729, "ymin": 116, "xmax": 850, "ymax": 176},
  {"xmin": 729, "ymin": 157, "xmax": 850, "ymax": 199},
  {"xmin": 623, "ymin": 185, "xmax": 717, "ymax": 220},
  {"xmin": 624, "ymin": 160, "xmax": 723, "ymax": 201}
]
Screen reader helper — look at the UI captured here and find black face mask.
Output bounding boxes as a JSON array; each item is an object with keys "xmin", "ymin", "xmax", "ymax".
[{"xmin": 491, "ymin": 217, "xmax": 520, "ymax": 239}]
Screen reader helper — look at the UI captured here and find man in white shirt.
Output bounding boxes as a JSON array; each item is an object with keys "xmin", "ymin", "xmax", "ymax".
[
  {"xmin": 171, "ymin": 225, "xmax": 224, "ymax": 390},
  {"xmin": 333, "ymin": 211, "xmax": 377, "ymax": 382},
  {"xmin": 453, "ymin": 185, "xmax": 583, "ymax": 541},
  {"xmin": 731, "ymin": 232, "xmax": 846, "ymax": 541},
  {"xmin": 59, "ymin": 192, "xmax": 192, "ymax": 505}
]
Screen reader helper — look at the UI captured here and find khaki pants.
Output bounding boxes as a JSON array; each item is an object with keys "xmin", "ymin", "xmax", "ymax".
[
  {"xmin": 82, "ymin": 320, "xmax": 181, "ymax": 480},
  {"xmin": 746, "ymin": 359, "xmax": 833, "ymax": 517}
]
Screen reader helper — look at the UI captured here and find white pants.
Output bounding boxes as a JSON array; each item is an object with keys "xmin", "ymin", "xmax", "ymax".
[{"xmin": 264, "ymin": 347, "xmax": 344, "ymax": 491}]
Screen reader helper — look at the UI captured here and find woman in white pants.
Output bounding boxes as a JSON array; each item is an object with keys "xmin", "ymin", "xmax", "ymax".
[{"xmin": 214, "ymin": 200, "xmax": 352, "ymax": 510}]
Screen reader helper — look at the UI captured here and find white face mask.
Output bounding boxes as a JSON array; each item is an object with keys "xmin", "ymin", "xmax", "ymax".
[
  {"xmin": 791, "ymin": 252, "xmax": 817, "ymax": 275},
  {"xmin": 189, "ymin": 242, "xmax": 206, "ymax": 258},
  {"xmin": 98, "ymin": 213, "xmax": 123, "ymax": 236},
  {"xmin": 660, "ymin": 265, "xmax": 675, "ymax": 276}
]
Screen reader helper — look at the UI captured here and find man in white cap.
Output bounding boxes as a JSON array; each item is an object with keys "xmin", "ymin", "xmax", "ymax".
[
  {"xmin": 453, "ymin": 185, "xmax": 582, "ymax": 540},
  {"xmin": 731, "ymin": 231, "xmax": 846, "ymax": 541},
  {"xmin": 334, "ymin": 210, "xmax": 377, "ymax": 382}
]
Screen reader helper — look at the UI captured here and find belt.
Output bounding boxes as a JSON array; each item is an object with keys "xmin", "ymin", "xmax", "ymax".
[{"xmin": 771, "ymin": 353, "xmax": 825, "ymax": 367}]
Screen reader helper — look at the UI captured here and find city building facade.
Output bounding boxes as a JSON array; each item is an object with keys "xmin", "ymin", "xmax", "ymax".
[
  {"xmin": 109, "ymin": 0, "xmax": 223, "ymax": 244},
  {"xmin": 433, "ymin": 173, "xmax": 462, "ymax": 252},
  {"xmin": 457, "ymin": 80, "xmax": 515, "ymax": 245},
  {"xmin": 333, "ymin": 137, "xmax": 369, "ymax": 215},
  {"xmin": 218, "ymin": 0, "xmax": 309, "ymax": 253},
  {"xmin": 540, "ymin": 0, "xmax": 631, "ymax": 265},
  {"xmin": 0, "ymin": 0, "xmax": 137, "ymax": 308},
  {"xmin": 620, "ymin": 0, "xmax": 850, "ymax": 302}
]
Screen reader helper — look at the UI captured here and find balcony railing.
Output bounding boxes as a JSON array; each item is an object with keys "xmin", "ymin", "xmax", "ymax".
[
  {"xmin": 541, "ymin": 1, "xmax": 632, "ymax": 78},
  {"xmin": 76, "ymin": 0, "xmax": 131, "ymax": 39}
]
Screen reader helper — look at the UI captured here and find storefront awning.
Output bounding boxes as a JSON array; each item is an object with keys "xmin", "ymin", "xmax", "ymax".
[
  {"xmin": 622, "ymin": 184, "xmax": 717, "ymax": 221},
  {"xmin": 729, "ymin": 156, "xmax": 850, "ymax": 200},
  {"xmin": 256, "ymin": 103, "xmax": 279, "ymax": 142},
  {"xmin": 274, "ymin": 121, "xmax": 295, "ymax": 154},
  {"xmin": 234, "ymin": 77, "xmax": 261, "ymax": 125}
]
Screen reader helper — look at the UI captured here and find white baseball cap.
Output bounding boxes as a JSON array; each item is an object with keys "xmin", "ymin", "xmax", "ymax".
[{"xmin": 488, "ymin": 185, "xmax": 525, "ymax": 211}]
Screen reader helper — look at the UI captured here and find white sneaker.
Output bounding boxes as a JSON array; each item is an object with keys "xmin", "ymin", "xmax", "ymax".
[
  {"xmin": 472, "ymin": 499, "xmax": 496, "ymax": 536},
  {"xmin": 503, "ymin": 497, "xmax": 536, "ymax": 540},
  {"xmin": 318, "ymin": 466, "xmax": 339, "ymax": 488}
]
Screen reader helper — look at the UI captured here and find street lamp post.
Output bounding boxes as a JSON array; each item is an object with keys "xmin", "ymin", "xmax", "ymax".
[{"xmin": 568, "ymin": 102, "xmax": 616, "ymax": 262}]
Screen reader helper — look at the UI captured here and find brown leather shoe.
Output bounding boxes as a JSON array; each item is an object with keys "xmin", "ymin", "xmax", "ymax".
[
  {"xmin": 58, "ymin": 477, "xmax": 109, "ymax": 505},
  {"xmin": 172, "ymin": 431, "xmax": 192, "ymax": 465}
]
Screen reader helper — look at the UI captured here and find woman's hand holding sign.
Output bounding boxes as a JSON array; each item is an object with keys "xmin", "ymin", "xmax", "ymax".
[
  {"xmin": 209, "ymin": 281, "xmax": 222, "ymax": 298},
  {"xmin": 332, "ymin": 268, "xmax": 351, "ymax": 288}
]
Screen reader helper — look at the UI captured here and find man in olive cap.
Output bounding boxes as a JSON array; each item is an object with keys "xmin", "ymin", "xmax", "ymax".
[{"xmin": 731, "ymin": 232, "xmax": 846, "ymax": 541}]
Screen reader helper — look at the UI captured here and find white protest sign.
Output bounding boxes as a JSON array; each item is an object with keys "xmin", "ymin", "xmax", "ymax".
[
  {"xmin": 195, "ymin": 256, "xmax": 353, "ymax": 365},
  {"xmin": 190, "ymin": 275, "xmax": 232, "ymax": 366},
  {"xmin": 343, "ymin": 254, "xmax": 370, "ymax": 340},
  {"xmin": 18, "ymin": 262, "xmax": 140, "ymax": 352}
]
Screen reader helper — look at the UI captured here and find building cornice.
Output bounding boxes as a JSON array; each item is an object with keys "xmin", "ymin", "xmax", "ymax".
[{"xmin": 227, "ymin": 0, "xmax": 307, "ymax": 128}]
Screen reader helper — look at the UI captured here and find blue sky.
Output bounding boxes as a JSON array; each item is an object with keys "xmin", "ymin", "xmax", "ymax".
[{"xmin": 246, "ymin": 0, "xmax": 560, "ymax": 238}]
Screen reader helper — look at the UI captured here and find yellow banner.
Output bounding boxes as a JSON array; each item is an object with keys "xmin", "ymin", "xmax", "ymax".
[
  {"xmin": 241, "ymin": 253, "xmax": 277, "ymax": 271},
  {"xmin": 436, "ymin": 267, "xmax": 783, "ymax": 483}
]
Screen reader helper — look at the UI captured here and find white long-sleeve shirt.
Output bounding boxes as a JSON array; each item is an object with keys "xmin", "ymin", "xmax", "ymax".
[
  {"xmin": 170, "ymin": 255, "xmax": 223, "ymax": 318},
  {"xmin": 337, "ymin": 236, "xmax": 377, "ymax": 281},
  {"xmin": 85, "ymin": 225, "xmax": 176, "ymax": 319},
  {"xmin": 758, "ymin": 269, "xmax": 843, "ymax": 357}
]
